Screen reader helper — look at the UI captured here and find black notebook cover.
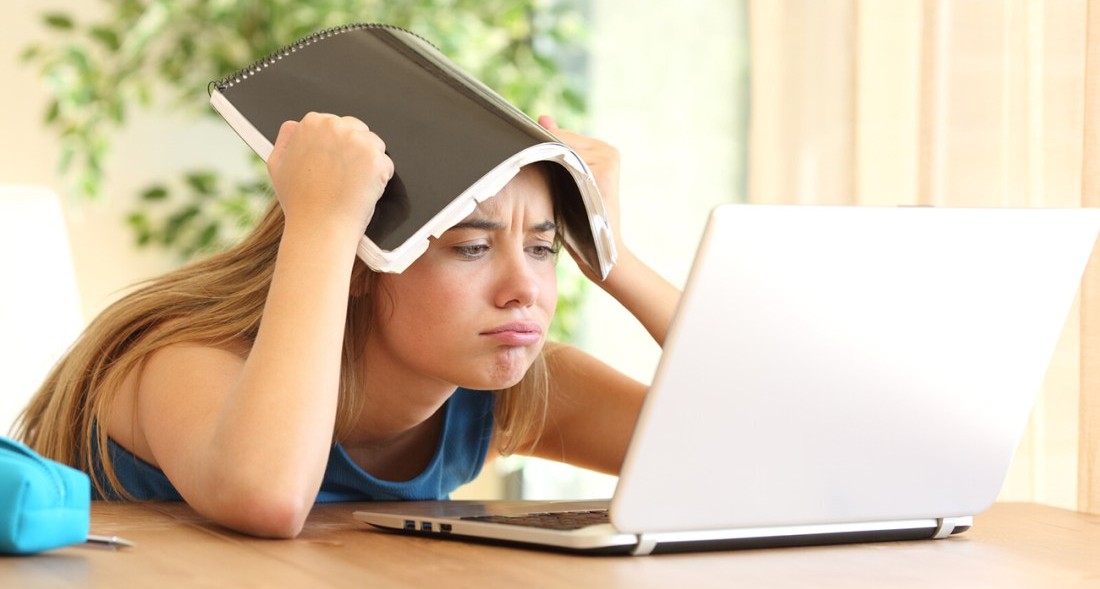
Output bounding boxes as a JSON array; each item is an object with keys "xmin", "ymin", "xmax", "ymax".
[{"xmin": 209, "ymin": 23, "xmax": 615, "ymax": 277}]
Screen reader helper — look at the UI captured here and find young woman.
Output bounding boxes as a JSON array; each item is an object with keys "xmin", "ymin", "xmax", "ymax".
[{"xmin": 16, "ymin": 113, "xmax": 680, "ymax": 538}]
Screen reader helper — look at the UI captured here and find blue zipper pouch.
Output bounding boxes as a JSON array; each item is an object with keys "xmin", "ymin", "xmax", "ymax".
[{"xmin": 0, "ymin": 437, "xmax": 90, "ymax": 554}]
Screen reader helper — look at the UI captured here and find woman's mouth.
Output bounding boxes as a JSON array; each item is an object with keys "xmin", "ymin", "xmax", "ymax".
[{"xmin": 480, "ymin": 321, "xmax": 543, "ymax": 346}]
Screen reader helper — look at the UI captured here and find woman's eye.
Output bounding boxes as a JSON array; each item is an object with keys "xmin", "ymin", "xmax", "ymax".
[
  {"xmin": 527, "ymin": 244, "xmax": 560, "ymax": 260},
  {"xmin": 454, "ymin": 244, "xmax": 489, "ymax": 259}
]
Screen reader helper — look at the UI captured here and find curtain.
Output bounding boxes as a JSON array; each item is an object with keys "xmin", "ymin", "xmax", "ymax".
[
  {"xmin": 748, "ymin": 0, "xmax": 1098, "ymax": 513},
  {"xmin": 1081, "ymin": 0, "xmax": 1100, "ymax": 515}
]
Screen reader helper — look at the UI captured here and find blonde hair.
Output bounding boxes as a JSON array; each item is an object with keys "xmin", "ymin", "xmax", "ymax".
[{"xmin": 15, "ymin": 201, "xmax": 551, "ymax": 499}]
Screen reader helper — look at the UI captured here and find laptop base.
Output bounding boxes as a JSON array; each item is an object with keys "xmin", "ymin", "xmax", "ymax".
[
  {"xmin": 354, "ymin": 502, "xmax": 971, "ymax": 556},
  {"xmin": 359, "ymin": 517, "xmax": 970, "ymax": 556}
]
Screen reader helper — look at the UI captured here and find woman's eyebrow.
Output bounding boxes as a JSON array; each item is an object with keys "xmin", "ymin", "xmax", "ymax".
[
  {"xmin": 447, "ymin": 218, "xmax": 504, "ymax": 232},
  {"xmin": 445, "ymin": 218, "xmax": 557, "ymax": 233},
  {"xmin": 530, "ymin": 220, "xmax": 557, "ymax": 233}
]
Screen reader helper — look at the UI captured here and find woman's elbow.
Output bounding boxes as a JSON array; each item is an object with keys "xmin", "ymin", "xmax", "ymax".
[
  {"xmin": 240, "ymin": 494, "xmax": 311, "ymax": 539},
  {"xmin": 201, "ymin": 486, "xmax": 314, "ymax": 539}
]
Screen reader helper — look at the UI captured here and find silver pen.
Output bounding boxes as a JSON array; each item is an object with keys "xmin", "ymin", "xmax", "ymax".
[{"xmin": 83, "ymin": 534, "xmax": 135, "ymax": 549}]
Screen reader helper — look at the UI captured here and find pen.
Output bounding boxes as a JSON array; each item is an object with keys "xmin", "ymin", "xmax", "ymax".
[{"xmin": 84, "ymin": 534, "xmax": 135, "ymax": 549}]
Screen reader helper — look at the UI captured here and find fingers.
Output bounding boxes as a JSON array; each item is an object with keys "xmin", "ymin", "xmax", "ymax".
[
  {"xmin": 267, "ymin": 120, "xmax": 299, "ymax": 172},
  {"xmin": 535, "ymin": 114, "xmax": 622, "ymax": 239},
  {"xmin": 537, "ymin": 115, "xmax": 607, "ymax": 156},
  {"xmin": 538, "ymin": 115, "xmax": 559, "ymax": 131},
  {"xmin": 337, "ymin": 115, "xmax": 385, "ymax": 147},
  {"xmin": 267, "ymin": 112, "xmax": 395, "ymax": 232},
  {"xmin": 276, "ymin": 119, "xmax": 300, "ymax": 143},
  {"xmin": 275, "ymin": 112, "xmax": 389, "ymax": 168}
]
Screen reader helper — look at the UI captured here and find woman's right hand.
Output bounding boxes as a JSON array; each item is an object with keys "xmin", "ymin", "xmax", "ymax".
[{"xmin": 267, "ymin": 112, "xmax": 394, "ymax": 238}]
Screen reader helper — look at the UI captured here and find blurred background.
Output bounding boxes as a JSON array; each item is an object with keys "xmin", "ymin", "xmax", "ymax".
[{"xmin": 2, "ymin": 0, "xmax": 1097, "ymax": 513}]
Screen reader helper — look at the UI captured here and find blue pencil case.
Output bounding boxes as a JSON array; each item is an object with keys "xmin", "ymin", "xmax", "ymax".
[{"xmin": 0, "ymin": 436, "xmax": 90, "ymax": 554}]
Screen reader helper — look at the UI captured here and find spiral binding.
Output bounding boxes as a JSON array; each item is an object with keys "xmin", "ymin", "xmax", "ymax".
[{"xmin": 209, "ymin": 23, "xmax": 436, "ymax": 94}]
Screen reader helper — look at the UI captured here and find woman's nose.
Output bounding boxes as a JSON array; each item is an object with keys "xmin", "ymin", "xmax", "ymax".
[{"xmin": 494, "ymin": 249, "xmax": 540, "ymax": 309}]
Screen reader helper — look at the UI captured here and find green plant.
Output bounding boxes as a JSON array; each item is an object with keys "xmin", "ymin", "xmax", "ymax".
[{"xmin": 24, "ymin": 0, "xmax": 590, "ymax": 341}]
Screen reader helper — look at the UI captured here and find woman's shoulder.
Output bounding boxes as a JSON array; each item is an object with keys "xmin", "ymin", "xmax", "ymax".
[
  {"xmin": 104, "ymin": 328, "xmax": 252, "ymax": 469},
  {"xmin": 117, "ymin": 326, "xmax": 252, "ymax": 418}
]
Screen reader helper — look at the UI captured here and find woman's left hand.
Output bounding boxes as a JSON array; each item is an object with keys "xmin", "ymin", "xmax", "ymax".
[
  {"xmin": 538, "ymin": 115, "xmax": 681, "ymax": 346},
  {"xmin": 538, "ymin": 115, "xmax": 626, "ymax": 278}
]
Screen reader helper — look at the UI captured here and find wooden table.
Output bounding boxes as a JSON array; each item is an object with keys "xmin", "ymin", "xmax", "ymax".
[{"xmin": 1, "ymin": 502, "xmax": 1097, "ymax": 588}]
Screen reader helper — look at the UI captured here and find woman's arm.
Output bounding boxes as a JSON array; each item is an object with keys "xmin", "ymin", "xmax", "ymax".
[
  {"xmin": 118, "ymin": 114, "xmax": 392, "ymax": 538},
  {"xmin": 594, "ymin": 247, "xmax": 681, "ymax": 347},
  {"xmin": 538, "ymin": 117, "xmax": 680, "ymax": 345}
]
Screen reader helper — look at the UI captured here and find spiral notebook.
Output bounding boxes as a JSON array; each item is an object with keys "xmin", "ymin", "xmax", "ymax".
[{"xmin": 209, "ymin": 24, "xmax": 615, "ymax": 276}]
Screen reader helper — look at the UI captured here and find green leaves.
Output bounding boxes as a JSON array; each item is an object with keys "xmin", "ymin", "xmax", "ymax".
[
  {"xmin": 184, "ymin": 171, "xmax": 218, "ymax": 197},
  {"xmin": 128, "ymin": 167, "xmax": 272, "ymax": 259},
  {"xmin": 89, "ymin": 26, "xmax": 122, "ymax": 51},
  {"xmin": 42, "ymin": 13, "xmax": 74, "ymax": 30}
]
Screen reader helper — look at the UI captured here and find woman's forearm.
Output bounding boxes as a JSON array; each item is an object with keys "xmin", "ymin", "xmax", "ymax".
[
  {"xmin": 598, "ymin": 249, "xmax": 681, "ymax": 347},
  {"xmin": 201, "ymin": 220, "xmax": 361, "ymax": 536}
]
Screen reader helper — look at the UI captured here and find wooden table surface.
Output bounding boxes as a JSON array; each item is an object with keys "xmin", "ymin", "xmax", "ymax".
[{"xmin": 1, "ymin": 502, "xmax": 1097, "ymax": 588}]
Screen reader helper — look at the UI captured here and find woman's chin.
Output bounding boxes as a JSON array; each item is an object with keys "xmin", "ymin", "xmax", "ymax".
[
  {"xmin": 465, "ymin": 349, "xmax": 537, "ymax": 390},
  {"xmin": 467, "ymin": 371, "xmax": 528, "ymax": 391}
]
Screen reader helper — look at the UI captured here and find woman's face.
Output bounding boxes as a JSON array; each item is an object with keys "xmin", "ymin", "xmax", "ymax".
[{"xmin": 366, "ymin": 165, "xmax": 559, "ymax": 391}]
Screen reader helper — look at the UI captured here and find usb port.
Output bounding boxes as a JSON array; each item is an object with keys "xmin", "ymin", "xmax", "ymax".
[
  {"xmin": 403, "ymin": 520, "xmax": 415, "ymax": 531},
  {"xmin": 420, "ymin": 521, "xmax": 432, "ymax": 532}
]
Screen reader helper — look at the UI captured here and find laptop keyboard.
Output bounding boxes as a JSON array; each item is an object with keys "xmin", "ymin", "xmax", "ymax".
[{"xmin": 461, "ymin": 509, "xmax": 610, "ymax": 530}]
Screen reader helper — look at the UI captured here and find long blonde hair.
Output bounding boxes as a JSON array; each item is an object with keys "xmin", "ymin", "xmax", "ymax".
[{"xmin": 15, "ymin": 201, "xmax": 551, "ymax": 499}]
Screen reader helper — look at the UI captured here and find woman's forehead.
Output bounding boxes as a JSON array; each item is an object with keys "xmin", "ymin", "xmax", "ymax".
[{"xmin": 468, "ymin": 166, "xmax": 555, "ymax": 219}]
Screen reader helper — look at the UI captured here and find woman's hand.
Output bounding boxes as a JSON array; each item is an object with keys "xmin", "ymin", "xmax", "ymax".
[
  {"xmin": 538, "ymin": 115, "xmax": 625, "ymax": 274},
  {"xmin": 539, "ymin": 115, "xmax": 681, "ymax": 346},
  {"xmin": 268, "ymin": 112, "xmax": 394, "ymax": 239}
]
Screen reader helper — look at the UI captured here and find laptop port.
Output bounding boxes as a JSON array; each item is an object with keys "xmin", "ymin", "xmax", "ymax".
[
  {"xmin": 420, "ymin": 521, "xmax": 432, "ymax": 532},
  {"xmin": 440, "ymin": 523, "xmax": 453, "ymax": 534},
  {"xmin": 403, "ymin": 520, "xmax": 415, "ymax": 531}
]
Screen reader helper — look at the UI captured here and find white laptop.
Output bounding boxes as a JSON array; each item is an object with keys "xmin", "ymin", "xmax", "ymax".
[{"xmin": 354, "ymin": 204, "xmax": 1100, "ymax": 555}]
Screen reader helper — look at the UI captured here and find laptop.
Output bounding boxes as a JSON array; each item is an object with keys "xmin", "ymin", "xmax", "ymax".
[{"xmin": 354, "ymin": 204, "xmax": 1100, "ymax": 555}]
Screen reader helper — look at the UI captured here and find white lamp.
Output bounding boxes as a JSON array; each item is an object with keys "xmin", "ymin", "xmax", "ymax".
[{"xmin": 0, "ymin": 186, "xmax": 83, "ymax": 436}]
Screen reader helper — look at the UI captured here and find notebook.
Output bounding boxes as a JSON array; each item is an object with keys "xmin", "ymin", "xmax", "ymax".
[
  {"xmin": 353, "ymin": 204, "xmax": 1100, "ymax": 555},
  {"xmin": 209, "ymin": 23, "xmax": 614, "ymax": 277}
]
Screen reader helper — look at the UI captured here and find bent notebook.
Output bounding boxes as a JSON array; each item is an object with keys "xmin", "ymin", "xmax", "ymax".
[
  {"xmin": 354, "ymin": 204, "xmax": 1100, "ymax": 555},
  {"xmin": 209, "ymin": 23, "xmax": 615, "ymax": 276}
]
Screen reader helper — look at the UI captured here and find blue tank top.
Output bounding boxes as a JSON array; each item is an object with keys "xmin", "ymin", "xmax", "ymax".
[{"xmin": 92, "ymin": 388, "xmax": 495, "ymax": 502}]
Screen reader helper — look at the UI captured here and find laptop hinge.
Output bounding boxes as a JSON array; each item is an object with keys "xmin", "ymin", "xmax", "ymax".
[
  {"xmin": 631, "ymin": 534, "xmax": 658, "ymax": 556},
  {"xmin": 932, "ymin": 517, "xmax": 959, "ymax": 539}
]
